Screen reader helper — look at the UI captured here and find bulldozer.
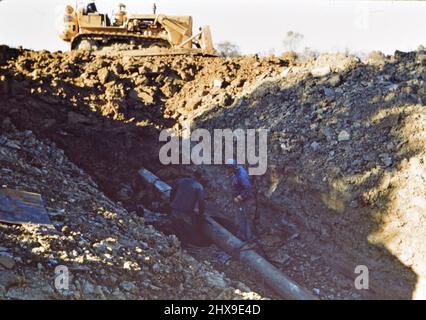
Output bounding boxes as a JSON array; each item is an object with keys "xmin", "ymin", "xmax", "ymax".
[{"xmin": 58, "ymin": 2, "xmax": 216, "ymax": 56}]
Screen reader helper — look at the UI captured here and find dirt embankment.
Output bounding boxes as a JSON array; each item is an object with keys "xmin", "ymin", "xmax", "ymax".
[
  {"xmin": 1, "ymin": 44, "xmax": 426, "ymax": 299},
  {"xmin": 194, "ymin": 50, "xmax": 426, "ymax": 299}
]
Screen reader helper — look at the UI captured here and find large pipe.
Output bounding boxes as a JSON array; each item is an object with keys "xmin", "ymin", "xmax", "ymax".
[{"xmin": 138, "ymin": 168, "xmax": 317, "ymax": 300}]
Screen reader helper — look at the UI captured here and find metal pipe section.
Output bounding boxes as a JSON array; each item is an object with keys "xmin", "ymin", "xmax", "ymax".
[
  {"xmin": 138, "ymin": 168, "xmax": 317, "ymax": 300},
  {"xmin": 202, "ymin": 215, "xmax": 316, "ymax": 300}
]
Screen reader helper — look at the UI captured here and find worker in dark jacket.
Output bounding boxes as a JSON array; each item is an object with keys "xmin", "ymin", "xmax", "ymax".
[
  {"xmin": 169, "ymin": 171, "xmax": 205, "ymax": 243},
  {"xmin": 226, "ymin": 159, "xmax": 256, "ymax": 241}
]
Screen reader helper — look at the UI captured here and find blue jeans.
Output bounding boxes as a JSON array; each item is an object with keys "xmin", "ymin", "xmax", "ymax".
[{"xmin": 234, "ymin": 199, "xmax": 256, "ymax": 241}]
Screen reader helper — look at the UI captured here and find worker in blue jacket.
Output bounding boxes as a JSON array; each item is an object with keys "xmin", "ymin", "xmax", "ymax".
[{"xmin": 225, "ymin": 159, "xmax": 257, "ymax": 241}]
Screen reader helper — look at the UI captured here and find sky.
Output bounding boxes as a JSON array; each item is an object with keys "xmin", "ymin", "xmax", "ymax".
[{"xmin": 0, "ymin": 0, "xmax": 425, "ymax": 55}]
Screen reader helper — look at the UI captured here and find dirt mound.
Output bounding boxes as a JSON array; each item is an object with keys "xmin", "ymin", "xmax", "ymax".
[
  {"xmin": 0, "ymin": 47, "xmax": 286, "ymax": 201},
  {"xmin": 0, "ymin": 48, "xmax": 286, "ymax": 123}
]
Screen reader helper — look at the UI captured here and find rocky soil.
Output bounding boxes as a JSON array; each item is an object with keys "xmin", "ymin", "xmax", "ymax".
[
  {"xmin": 1, "ymin": 43, "xmax": 425, "ymax": 300},
  {"xmin": 0, "ymin": 128, "xmax": 261, "ymax": 300},
  {"xmin": 194, "ymin": 50, "xmax": 426, "ymax": 299}
]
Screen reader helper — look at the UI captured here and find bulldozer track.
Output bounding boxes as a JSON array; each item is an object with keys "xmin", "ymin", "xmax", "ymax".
[{"xmin": 71, "ymin": 32, "xmax": 170, "ymax": 50}]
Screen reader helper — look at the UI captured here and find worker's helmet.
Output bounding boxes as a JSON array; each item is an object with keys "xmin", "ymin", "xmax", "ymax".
[{"xmin": 226, "ymin": 159, "xmax": 237, "ymax": 166}]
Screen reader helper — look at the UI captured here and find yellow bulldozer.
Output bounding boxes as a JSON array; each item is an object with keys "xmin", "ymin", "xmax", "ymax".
[{"xmin": 58, "ymin": 2, "xmax": 216, "ymax": 56}]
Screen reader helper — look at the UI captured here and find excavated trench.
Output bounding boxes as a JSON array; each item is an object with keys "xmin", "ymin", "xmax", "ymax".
[
  {"xmin": 0, "ymin": 46, "xmax": 292, "ymax": 298},
  {"xmin": 2, "ymin": 46, "xmax": 425, "ymax": 299},
  {"xmin": 0, "ymin": 98, "xmax": 285, "ymax": 298},
  {"xmin": 0, "ymin": 95, "xmax": 354, "ymax": 299}
]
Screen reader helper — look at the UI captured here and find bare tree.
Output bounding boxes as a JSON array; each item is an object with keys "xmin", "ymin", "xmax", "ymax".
[
  {"xmin": 282, "ymin": 31, "xmax": 304, "ymax": 52},
  {"xmin": 216, "ymin": 41, "xmax": 241, "ymax": 57}
]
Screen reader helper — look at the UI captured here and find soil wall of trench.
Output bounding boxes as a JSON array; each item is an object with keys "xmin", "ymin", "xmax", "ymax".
[{"xmin": 193, "ymin": 50, "xmax": 426, "ymax": 299}]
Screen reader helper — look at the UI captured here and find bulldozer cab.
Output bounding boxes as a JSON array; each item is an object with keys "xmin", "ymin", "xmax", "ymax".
[
  {"xmin": 84, "ymin": 2, "xmax": 98, "ymax": 15},
  {"xmin": 77, "ymin": 2, "xmax": 111, "ymax": 28}
]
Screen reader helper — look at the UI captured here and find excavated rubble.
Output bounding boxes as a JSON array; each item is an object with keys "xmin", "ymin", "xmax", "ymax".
[{"xmin": 1, "ymin": 43, "xmax": 426, "ymax": 299}]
